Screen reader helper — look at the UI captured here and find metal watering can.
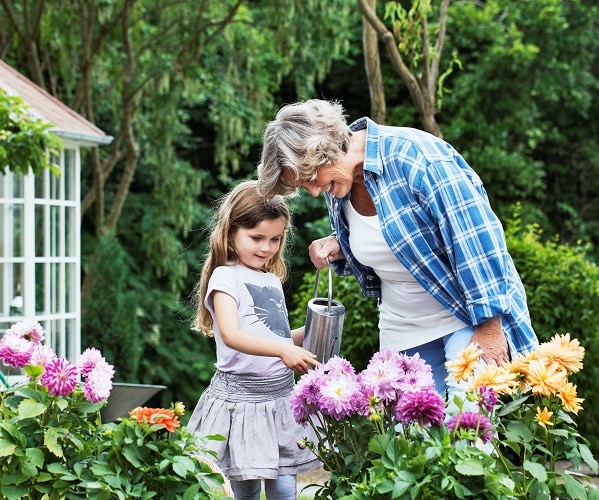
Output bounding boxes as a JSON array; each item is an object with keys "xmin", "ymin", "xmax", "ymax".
[{"xmin": 303, "ymin": 261, "xmax": 345, "ymax": 364}]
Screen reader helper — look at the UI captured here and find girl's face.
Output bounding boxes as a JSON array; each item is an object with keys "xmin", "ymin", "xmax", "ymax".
[{"xmin": 232, "ymin": 216, "xmax": 287, "ymax": 270}]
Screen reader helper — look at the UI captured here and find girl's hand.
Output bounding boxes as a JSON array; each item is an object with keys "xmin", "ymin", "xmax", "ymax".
[{"xmin": 279, "ymin": 344, "xmax": 320, "ymax": 374}]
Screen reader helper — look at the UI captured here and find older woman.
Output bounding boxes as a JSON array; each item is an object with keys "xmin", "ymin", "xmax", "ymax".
[{"xmin": 257, "ymin": 99, "xmax": 538, "ymax": 398}]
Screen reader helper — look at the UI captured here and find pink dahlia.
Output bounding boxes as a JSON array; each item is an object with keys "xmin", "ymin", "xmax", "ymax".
[
  {"xmin": 359, "ymin": 353, "xmax": 404, "ymax": 403},
  {"xmin": 78, "ymin": 347, "xmax": 106, "ymax": 377},
  {"xmin": 323, "ymin": 356, "xmax": 356, "ymax": 377},
  {"xmin": 83, "ymin": 363, "xmax": 114, "ymax": 402},
  {"xmin": 447, "ymin": 411, "xmax": 494, "ymax": 443},
  {"xmin": 7, "ymin": 319, "xmax": 45, "ymax": 344},
  {"xmin": 29, "ymin": 344, "xmax": 57, "ymax": 367},
  {"xmin": 318, "ymin": 373, "xmax": 362, "ymax": 420},
  {"xmin": 40, "ymin": 357, "xmax": 78, "ymax": 396},
  {"xmin": 395, "ymin": 389, "xmax": 446, "ymax": 427},
  {"xmin": 0, "ymin": 331, "xmax": 34, "ymax": 367},
  {"xmin": 398, "ymin": 366, "xmax": 435, "ymax": 393}
]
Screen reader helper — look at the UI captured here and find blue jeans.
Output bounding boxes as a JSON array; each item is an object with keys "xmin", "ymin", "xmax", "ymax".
[
  {"xmin": 231, "ymin": 475, "xmax": 296, "ymax": 500},
  {"xmin": 402, "ymin": 326, "xmax": 476, "ymax": 404}
]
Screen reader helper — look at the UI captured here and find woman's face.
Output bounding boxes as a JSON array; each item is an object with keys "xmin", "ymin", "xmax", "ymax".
[{"xmin": 281, "ymin": 161, "xmax": 355, "ymax": 198}]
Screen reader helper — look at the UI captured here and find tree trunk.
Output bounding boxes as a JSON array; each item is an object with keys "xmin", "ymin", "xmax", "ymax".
[{"xmin": 362, "ymin": 0, "xmax": 386, "ymax": 124}]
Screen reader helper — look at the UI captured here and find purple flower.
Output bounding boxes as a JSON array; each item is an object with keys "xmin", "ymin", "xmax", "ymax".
[
  {"xmin": 7, "ymin": 319, "xmax": 45, "ymax": 344},
  {"xmin": 83, "ymin": 363, "xmax": 114, "ymax": 402},
  {"xmin": 290, "ymin": 368, "xmax": 326, "ymax": 424},
  {"xmin": 323, "ymin": 356, "xmax": 356, "ymax": 377},
  {"xmin": 395, "ymin": 389, "xmax": 446, "ymax": 427},
  {"xmin": 360, "ymin": 351, "xmax": 404, "ymax": 403},
  {"xmin": 0, "ymin": 332, "xmax": 34, "ymax": 367},
  {"xmin": 478, "ymin": 385, "xmax": 498, "ymax": 413},
  {"xmin": 398, "ymin": 367, "xmax": 435, "ymax": 393},
  {"xmin": 40, "ymin": 357, "xmax": 78, "ymax": 396},
  {"xmin": 318, "ymin": 373, "xmax": 362, "ymax": 420},
  {"xmin": 447, "ymin": 411, "xmax": 494, "ymax": 443}
]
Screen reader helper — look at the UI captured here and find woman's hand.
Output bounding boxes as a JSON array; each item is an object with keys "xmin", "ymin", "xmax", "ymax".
[
  {"xmin": 470, "ymin": 317, "xmax": 509, "ymax": 366},
  {"xmin": 309, "ymin": 236, "xmax": 344, "ymax": 268}
]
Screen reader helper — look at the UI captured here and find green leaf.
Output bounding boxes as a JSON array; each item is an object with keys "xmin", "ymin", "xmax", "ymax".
[
  {"xmin": 25, "ymin": 447, "xmax": 45, "ymax": 468},
  {"xmin": 523, "ymin": 460, "xmax": 547, "ymax": 482},
  {"xmin": 17, "ymin": 399, "xmax": 47, "ymax": 419},
  {"xmin": 172, "ymin": 455, "xmax": 195, "ymax": 477},
  {"xmin": 455, "ymin": 458, "xmax": 485, "ymax": 476},
  {"xmin": 44, "ymin": 427, "xmax": 64, "ymax": 458},
  {"xmin": 560, "ymin": 472, "xmax": 588, "ymax": 500},
  {"xmin": 0, "ymin": 438, "xmax": 16, "ymax": 457}
]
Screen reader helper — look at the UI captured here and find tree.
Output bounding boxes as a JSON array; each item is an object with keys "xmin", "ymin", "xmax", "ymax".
[
  {"xmin": 0, "ymin": 0, "xmax": 358, "ymax": 408},
  {"xmin": 357, "ymin": 0, "xmax": 456, "ymax": 137}
]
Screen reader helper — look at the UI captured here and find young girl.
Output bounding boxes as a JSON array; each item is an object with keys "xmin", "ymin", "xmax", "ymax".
[{"xmin": 187, "ymin": 180, "xmax": 320, "ymax": 500}]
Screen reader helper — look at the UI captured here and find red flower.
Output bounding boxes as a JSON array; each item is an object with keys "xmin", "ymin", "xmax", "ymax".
[{"xmin": 130, "ymin": 406, "xmax": 180, "ymax": 432}]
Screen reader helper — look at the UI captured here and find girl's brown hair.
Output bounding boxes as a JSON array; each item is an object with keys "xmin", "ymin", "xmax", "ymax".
[{"xmin": 193, "ymin": 179, "xmax": 291, "ymax": 336}]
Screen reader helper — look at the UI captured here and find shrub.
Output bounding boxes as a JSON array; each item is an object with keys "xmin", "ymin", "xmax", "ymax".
[{"xmin": 506, "ymin": 216, "xmax": 599, "ymax": 452}]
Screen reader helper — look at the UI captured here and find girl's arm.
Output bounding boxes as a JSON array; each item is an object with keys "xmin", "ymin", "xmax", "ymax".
[
  {"xmin": 213, "ymin": 291, "xmax": 318, "ymax": 373},
  {"xmin": 291, "ymin": 326, "xmax": 305, "ymax": 346}
]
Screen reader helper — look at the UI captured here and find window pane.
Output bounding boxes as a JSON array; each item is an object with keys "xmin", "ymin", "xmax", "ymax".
[
  {"xmin": 35, "ymin": 263, "xmax": 46, "ymax": 315},
  {"xmin": 65, "ymin": 318, "xmax": 76, "ymax": 360},
  {"xmin": 50, "ymin": 262, "xmax": 60, "ymax": 314},
  {"xmin": 12, "ymin": 204, "xmax": 24, "ymax": 257},
  {"xmin": 65, "ymin": 263, "xmax": 76, "ymax": 313},
  {"xmin": 35, "ymin": 169, "xmax": 47, "ymax": 199},
  {"xmin": 65, "ymin": 207, "xmax": 75, "ymax": 257},
  {"xmin": 12, "ymin": 175, "xmax": 24, "ymax": 198},
  {"xmin": 10, "ymin": 263, "xmax": 24, "ymax": 317},
  {"xmin": 35, "ymin": 205, "xmax": 46, "ymax": 257},
  {"xmin": 50, "ymin": 206, "xmax": 60, "ymax": 257},
  {"xmin": 49, "ymin": 168, "xmax": 60, "ymax": 200},
  {"xmin": 65, "ymin": 150, "xmax": 76, "ymax": 201}
]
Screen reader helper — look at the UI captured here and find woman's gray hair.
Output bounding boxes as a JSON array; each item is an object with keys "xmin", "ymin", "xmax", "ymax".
[{"xmin": 257, "ymin": 99, "xmax": 350, "ymax": 198}]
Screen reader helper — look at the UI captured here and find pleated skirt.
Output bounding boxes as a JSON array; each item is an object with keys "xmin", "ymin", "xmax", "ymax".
[{"xmin": 187, "ymin": 370, "xmax": 321, "ymax": 481}]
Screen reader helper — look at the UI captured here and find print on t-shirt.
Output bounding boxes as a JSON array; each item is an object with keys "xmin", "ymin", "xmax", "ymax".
[{"xmin": 244, "ymin": 283, "xmax": 291, "ymax": 338}]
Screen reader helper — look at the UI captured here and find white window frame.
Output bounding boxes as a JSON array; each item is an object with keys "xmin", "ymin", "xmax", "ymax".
[{"xmin": 0, "ymin": 140, "xmax": 81, "ymax": 368}]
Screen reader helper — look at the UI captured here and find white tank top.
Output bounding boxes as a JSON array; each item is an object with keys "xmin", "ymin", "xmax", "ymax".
[{"xmin": 343, "ymin": 200, "xmax": 467, "ymax": 351}]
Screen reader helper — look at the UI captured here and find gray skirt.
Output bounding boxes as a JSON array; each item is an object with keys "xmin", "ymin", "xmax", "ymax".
[{"xmin": 187, "ymin": 370, "xmax": 321, "ymax": 481}]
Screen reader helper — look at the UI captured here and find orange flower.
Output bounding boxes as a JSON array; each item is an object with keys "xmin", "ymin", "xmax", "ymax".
[
  {"xmin": 536, "ymin": 406, "xmax": 554, "ymax": 428},
  {"xmin": 446, "ymin": 343, "xmax": 484, "ymax": 382},
  {"xmin": 558, "ymin": 381, "xmax": 584, "ymax": 415},
  {"xmin": 505, "ymin": 355, "xmax": 530, "ymax": 392},
  {"xmin": 470, "ymin": 364, "xmax": 517, "ymax": 396},
  {"xmin": 526, "ymin": 359, "xmax": 567, "ymax": 397},
  {"xmin": 535, "ymin": 333, "xmax": 585, "ymax": 375},
  {"xmin": 130, "ymin": 406, "xmax": 181, "ymax": 432}
]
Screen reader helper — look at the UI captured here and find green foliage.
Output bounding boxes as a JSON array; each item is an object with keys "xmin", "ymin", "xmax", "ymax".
[
  {"xmin": 0, "ymin": 373, "xmax": 229, "ymax": 499},
  {"xmin": 506, "ymin": 212, "xmax": 599, "ymax": 453},
  {"xmin": 81, "ymin": 230, "xmax": 144, "ymax": 382},
  {"xmin": 443, "ymin": 0, "xmax": 599, "ymax": 245},
  {"xmin": 0, "ymin": 90, "xmax": 62, "ymax": 176}
]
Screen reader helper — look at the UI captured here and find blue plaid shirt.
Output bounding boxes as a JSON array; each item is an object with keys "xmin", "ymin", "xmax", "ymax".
[{"xmin": 326, "ymin": 117, "xmax": 538, "ymax": 355}]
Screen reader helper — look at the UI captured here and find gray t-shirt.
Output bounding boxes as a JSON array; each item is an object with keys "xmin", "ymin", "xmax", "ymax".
[{"xmin": 205, "ymin": 264, "xmax": 293, "ymax": 376}]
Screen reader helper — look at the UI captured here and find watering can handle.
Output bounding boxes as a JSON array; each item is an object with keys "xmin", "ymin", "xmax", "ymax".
[{"xmin": 313, "ymin": 258, "xmax": 333, "ymax": 313}]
